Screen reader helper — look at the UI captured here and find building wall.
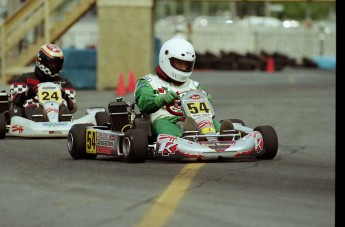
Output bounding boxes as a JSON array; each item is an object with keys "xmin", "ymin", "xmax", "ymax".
[{"xmin": 97, "ymin": 0, "xmax": 154, "ymax": 90}]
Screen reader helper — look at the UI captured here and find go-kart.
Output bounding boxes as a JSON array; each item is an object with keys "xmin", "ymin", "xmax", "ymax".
[
  {"xmin": 67, "ymin": 89, "xmax": 278, "ymax": 163},
  {"xmin": 0, "ymin": 82, "xmax": 109, "ymax": 139}
]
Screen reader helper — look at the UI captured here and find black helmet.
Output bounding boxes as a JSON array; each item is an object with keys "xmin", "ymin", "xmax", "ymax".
[{"xmin": 36, "ymin": 44, "xmax": 64, "ymax": 78}]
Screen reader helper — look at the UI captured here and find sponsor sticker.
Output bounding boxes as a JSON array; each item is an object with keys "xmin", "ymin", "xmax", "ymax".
[
  {"xmin": 11, "ymin": 125, "xmax": 24, "ymax": 133},
  {"xmin": 42, "ymin": 122, "xmax": 68, "ymax": 127}
]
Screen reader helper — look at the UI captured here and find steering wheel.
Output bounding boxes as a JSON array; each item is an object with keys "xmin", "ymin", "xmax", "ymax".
[
  {"xmin": 165, "ymin": 89, "xmax": 201, "ymax": 116},
  {"xmin": 165, "ymin": 100, "xmax": 183, "ymax": 116}
]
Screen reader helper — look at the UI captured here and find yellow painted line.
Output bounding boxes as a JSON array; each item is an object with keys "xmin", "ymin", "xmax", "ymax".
[{"xmin": 136, "ymin": 163, "xmax": 205, "ymax": 227}]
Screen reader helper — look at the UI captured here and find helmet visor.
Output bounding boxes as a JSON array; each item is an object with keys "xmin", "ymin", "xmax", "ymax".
[
  {"xmin": 46, "ymin": 58, "xmax": 63, "ymax": 75},
  {"xmin": 170, "ymin": 58, "xmax": 194, "ymax": 72}
]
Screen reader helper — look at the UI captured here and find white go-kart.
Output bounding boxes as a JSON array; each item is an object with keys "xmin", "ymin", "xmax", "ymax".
[
  {"xmin": 66, "ymin": 89, "xmax": 279, "ymax": 163},
  {"xmin": 0, "ymin": 82, "xmax": 108, "ymax": 139}
]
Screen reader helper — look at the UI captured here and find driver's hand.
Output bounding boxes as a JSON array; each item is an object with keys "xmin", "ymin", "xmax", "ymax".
[
  {"xmin": 164, "ymin": 91, "xmax": 178, "ymax": 105},
  {"xmin": 68, "ymin": 100, "xmax": 77, "ymax": 113},
  {"xmin": 154, "ymin": 91, "xmax": 179, "ymax": 107},
  {"xmin": 207, "ymin": 93, "xmax": 212, "ymax": 102},
  {"xmin": 61, "ymin": 90, "xmax": 67, "ymax": 99},
  {"xmin": 25, "ymin": 87, "xmax": 37, "ymax": 99}
]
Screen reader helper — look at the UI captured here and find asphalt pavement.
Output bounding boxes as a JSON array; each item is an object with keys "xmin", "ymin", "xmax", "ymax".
[{"xmin": 0, "ymin": 67, "xmax": 335, "ymax": 227}]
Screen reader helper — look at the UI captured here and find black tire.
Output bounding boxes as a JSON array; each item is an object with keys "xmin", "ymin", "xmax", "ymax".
[
  {"xmin": 254, "ymin": 125, "xmax": 278, "ymax": 160},
  {"xmin": 122, "ymin": 129, "xmax": 148, "ymax": 163},
  {"xmin": 67, "ymin": 124, "xmax": 97, "ymax": 159},
  {"xmin": 134, "ymin": 117, "xmax": 154, "ymax": 143},
  {"xmin": 95, "ymin": 111, "xmax": 110, "ymax": 126},
  {"xmin": 0, "ymin": 113, "xmax": 6, "ymax": 139}
]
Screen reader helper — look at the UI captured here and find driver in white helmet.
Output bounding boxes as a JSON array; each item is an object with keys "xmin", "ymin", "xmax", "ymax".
[
  {"xmin": 134, "ymin": 38, "xmax": 233, "ymax": 138},
  {"xmin": 9, "ymin": 43, "xmax": 77, "ymax": 122}
]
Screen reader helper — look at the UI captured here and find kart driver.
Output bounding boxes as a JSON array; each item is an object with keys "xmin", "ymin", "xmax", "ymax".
[
  {"xmin": 9, "ymin": 43, "xmax": 77, "ymax": 122},
  {"xmin": 134, "ymin": 38, "xmax": 234, "ymax": 138}
]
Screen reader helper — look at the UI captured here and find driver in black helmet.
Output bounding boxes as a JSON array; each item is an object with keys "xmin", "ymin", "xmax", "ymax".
[{"xmin": 9, "ymin": 43, "xmax": 77, "ymax": 122}]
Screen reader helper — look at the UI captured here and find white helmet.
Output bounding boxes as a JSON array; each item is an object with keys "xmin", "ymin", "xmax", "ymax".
[{"xmin": 159, "ymin": 38, "xmax": 196, "ymax": 83}]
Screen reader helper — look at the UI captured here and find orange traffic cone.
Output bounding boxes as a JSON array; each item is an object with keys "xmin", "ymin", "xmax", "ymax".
[
  {"xmin": 116, "ymin": 72, "xmax": 127, "ymax": 96},
  {"xmin": 127, "ymin": 70, "xmax": 136, "ymax": 93},
  {"xmin": 266, "ymin": 56, "xmax": 275, "ymax": 73}
]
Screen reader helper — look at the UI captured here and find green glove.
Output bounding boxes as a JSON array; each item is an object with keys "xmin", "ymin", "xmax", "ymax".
[
  {"xmin": 207, "ymin": 93, "xmax": 212, "ymax": 102},
  {"xmin": 154, "ymin": 91, "xmax": 179, "ymax": 107},
  {"xmin": 165, "ymin": 91, "xmax": 179, "ymax": 104}
]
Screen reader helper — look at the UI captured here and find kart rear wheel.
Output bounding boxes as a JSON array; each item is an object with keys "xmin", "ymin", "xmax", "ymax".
[
  {"xmin": 254, "ymin": 125, "xmax": 278, "ymax": 160},
  {"xmin": 134, "ymin": 117, "xmax": 154, "ymax": 143},
  {"xmin": 95, "ymin": 111, "xmax": 110, "ymax": 126},
  {"xmin": 122, "ymin": 129, "xmax": 148, "ymax": 163},
  {"xmin": 68, "ymin": 124, "xmax": 97, "ymax": 159},
  {"xmin": 0, "ymin": 113, "xmax": 6, "ymax": 139}
]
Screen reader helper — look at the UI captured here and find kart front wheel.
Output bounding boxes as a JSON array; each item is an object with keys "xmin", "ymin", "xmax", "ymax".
[
  {"xmin": 254, "ymin": 125, "xmax": 278, "ymax": 160},
  {"xmin": 68, "ymin": 124, "xmax": 97, "ymax": 159},
  {"xmin": 122, "ymin": 129, "xmax": 148, "ymax": 163},
  {"xmin": 0, "ymin": 113, "xmax": 6, "ymax": 139}
]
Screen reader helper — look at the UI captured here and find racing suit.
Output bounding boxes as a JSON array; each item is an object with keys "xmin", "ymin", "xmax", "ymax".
[
  {"xmin": 9, "ymin": 67, "xmax": 77, "ymax": 119},
  {"xmin": 134, "ymin": 67, "xmax": 221, "ymax": 138}
]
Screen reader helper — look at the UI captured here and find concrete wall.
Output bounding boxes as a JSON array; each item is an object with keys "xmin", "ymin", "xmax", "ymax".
[{"xmin": 97, "ymin": 0, "xmax": 154, "ymax": 90}]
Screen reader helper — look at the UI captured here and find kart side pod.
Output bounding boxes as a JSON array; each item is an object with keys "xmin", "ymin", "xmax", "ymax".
[
  {"xmin": 0, "ymin": 90, "xmax": 9, "ymax": 114},
  {"xmin": 108, "ymin": 98, "xmax": 130, "ymax": 132},
  {"xmin": 0, "ymin": 90, "xmax": 9, "ymax": 124}
]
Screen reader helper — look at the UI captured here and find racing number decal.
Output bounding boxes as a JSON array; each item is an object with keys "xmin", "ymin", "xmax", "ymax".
[
  {"xmin": 186, "ymin": 102, "xmax": 210, "ymax": 114},
  {"xmin": 86, "ymin": 129, "xmax": 97, "ymax": 154},
  {"xmin": 38, "ymin": 90, "xmax": 62, "ymax": 103}
]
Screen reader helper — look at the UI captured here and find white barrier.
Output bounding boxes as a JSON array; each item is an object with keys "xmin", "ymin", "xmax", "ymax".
[{"xmin": 155, "ymin": 19, "xmax": 336, "ymax": 63}]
